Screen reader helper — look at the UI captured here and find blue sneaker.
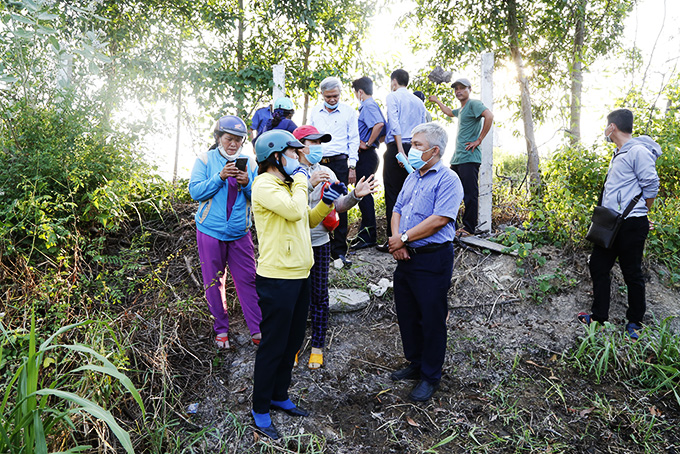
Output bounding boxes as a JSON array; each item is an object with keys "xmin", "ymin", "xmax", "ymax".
[
  {"xmin": 577, "ymin": 312, "xmax": 593, "ymax": 326},
  {"xmin": 625, "ymin": 322, "xmax": 642, "ymax": 341}
]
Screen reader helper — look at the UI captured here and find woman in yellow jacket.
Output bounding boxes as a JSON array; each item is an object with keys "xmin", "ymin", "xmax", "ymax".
[{"xmin": 250, "ymin": 129, "xmax": 344, "ymax": 440}]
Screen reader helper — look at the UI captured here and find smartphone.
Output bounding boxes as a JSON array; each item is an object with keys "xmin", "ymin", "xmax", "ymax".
[{"xmin": 235, "ymin": 157, "xmax": 249, "ymax": 172}]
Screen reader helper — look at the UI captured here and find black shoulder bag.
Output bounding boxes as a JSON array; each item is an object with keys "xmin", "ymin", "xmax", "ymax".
[{"xmin": 585, "ymin": 184, "xmax": 642, "ymax": 249}]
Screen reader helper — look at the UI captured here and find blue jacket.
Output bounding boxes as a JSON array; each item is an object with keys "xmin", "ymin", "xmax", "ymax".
[
  {"xmin": 603, "ymin": 136, "xmax": 661, "ymax": 218},
  {"xmin": 189, "ymin": 148, "xmax": 258, "ymax": 241}
]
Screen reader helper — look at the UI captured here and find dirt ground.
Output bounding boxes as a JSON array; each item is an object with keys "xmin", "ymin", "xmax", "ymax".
[{"xmin": 154, "ymin": 222, "xmax": 679, "ymax": 454}]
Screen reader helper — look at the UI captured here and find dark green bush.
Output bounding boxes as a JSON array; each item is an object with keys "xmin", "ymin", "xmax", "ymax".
[{"xmin": 0, "ymin": 100, "xmax": 165, "ymax": 259}]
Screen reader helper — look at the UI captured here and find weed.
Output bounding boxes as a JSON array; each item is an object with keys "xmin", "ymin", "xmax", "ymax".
[
  {"xmin": 0, "ymin": 312, "xmax": 143, "ymax": 453},
  {"xmin": 571, "ymin": 317, "xmax": 680, "ymax": 406}
]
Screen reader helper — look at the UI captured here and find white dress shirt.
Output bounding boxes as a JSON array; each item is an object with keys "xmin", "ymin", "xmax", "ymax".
[{"xmin": 310, "ymin": 102, "xmax": 360, "ymax": 167}]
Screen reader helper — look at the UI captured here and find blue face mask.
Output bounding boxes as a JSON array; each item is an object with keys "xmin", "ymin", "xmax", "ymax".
[
  {"xmin": 281, "ymin": 153, "xmax": 300, "ymax": 175},
  {"xmin": 408, "ymin": 146, "xmax": 435, "ymax": 170},
  {"xmin": 307, "ymin": 145, "xmax": 324, "ymax": 165},
  {"xmin": 324, "ymin": 101, "xmax": 339, "ymax": 110}
]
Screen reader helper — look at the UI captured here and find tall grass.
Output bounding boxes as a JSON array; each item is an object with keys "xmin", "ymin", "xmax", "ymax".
[
  {"xmin": 571, "ymin": 317, "xmax": 680, "ymax": 405},
  {"xmin": 0, "ymin": 312, "xmax": 144, "ymax": 453}
]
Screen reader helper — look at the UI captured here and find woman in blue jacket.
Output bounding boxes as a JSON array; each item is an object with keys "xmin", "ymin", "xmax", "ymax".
[{"xmin": 189, "ymin": 115, "xmax": 262, "ymax": 348}]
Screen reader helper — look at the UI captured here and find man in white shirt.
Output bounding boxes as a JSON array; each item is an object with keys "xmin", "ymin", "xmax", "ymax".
[{"xmin": 310, "ymin": 77, "xmax": 360, "ymax": 267}]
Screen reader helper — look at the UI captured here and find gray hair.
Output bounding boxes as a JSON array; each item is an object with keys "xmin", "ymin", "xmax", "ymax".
[
  {"xmin": 319, "ymin": 76, "xmax": 343, "ymax": 93},
  {"xmin": 411, "ymin": 122, "xmax": 448, "ymax": 156}
]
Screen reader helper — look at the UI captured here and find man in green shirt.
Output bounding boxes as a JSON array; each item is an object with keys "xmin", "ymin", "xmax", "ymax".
[{"xmin": 429, "ymin": 78, "xmax": 493, "ymax": 235}]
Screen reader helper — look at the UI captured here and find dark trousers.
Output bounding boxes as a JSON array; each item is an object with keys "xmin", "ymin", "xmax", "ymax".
[
  {"xmin": 451, "ymin": 163, "xmax": 480, "ymax": 234},
  {"xmin": 589, "ymin": 216, "xmax": 649, "ymax": 325},
  {"xmin": 252, "ymin": 275, "xmax": 310, "ymax": 413},
  {"xmin": 324, "ymin": 158, "xmax": 349, "ymax": 258},
  {"xmin": 310, "ymin": 242, "xmax": 331, "ymax": 348},
  {"xmin": 393, "ymin": 243, "xmax": 454, "ymax": 384},
  {"xmin": 383, "ymin": 142, "xmax": 412, "ymax": 238},
  {"xmin": 355, "ymin": 146, "xmax": 379, "ymax": 243}
]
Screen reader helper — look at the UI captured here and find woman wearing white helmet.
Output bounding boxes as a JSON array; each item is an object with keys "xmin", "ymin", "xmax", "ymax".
[
  {"xmin": 189, "ymin": 115, "xmax": 262, "ymax": 349},
  {"xmin": 249, "ymin": 129, "xmax": 343, "ymax": 440}
]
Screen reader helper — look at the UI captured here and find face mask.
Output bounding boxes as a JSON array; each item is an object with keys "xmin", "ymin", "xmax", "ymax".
[
  {"xmin": 307, "ymin": 145, "xmax": 324, "ymax": 165},
  {"xmin": 219, "ymin": 144, "xmax": 242, "ymax": 160},
  {"xmin": 324, "ymin": 101, "xmax": 339, "ymax": 110},
  {"xmin": 604, "ymin": 126, "xmax": 613, "ymax": 143},
  {"xmin": 281, "ymin": 153, "xmax": 300, "ymax": 176},
  {"xmin": 408, "ymin": 146, "xmax": 435, "ymax": 170}
]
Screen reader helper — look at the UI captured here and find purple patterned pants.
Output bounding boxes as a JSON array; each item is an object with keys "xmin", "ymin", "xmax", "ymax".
[{"xmin": 309, "ymin": 242, "xmax": 331, "ymax": 348}]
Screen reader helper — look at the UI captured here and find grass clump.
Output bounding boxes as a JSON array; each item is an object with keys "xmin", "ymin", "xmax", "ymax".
[{"xmin": 571, "ymin": 317, "xmax": 680, "ymax": 406}]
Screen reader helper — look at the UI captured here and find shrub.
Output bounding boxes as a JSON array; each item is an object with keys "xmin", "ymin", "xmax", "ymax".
[{"xmin": 0, "ymin": 100, "xmax": 166, "ymax": 259}]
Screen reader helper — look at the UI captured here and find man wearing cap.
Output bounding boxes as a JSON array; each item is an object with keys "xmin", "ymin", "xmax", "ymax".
[
  {"xmin": 310, "ymin": 76, "xmax": 360, "ymax": 267},
  {"xmin": 429, "ymin": 78, "xmax": 493, "ymax": 236},
  {"xmin": 378, "ymin": 69, "xmax": 428, "ymax": 253},
  {"xmin": 350, "ymin": 76, "xmax": 385, "ymax": 249}
]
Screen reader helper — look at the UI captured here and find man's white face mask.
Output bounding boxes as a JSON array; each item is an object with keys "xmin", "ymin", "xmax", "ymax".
[{"xmin": 604, "ymin": 124, "xmax": 613, "ymax": 143}]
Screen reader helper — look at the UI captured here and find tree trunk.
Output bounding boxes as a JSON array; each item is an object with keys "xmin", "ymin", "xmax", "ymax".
[
  {"xmin": 236, "ymin": 0, "xmax": 246, "ymax": 119},
  {"xmin": 507, "ymin": 0, "xmax": 541, "ymax": 190},
  {"xmin": 301, "ymin": 29, "xmax": 313, "ymax": 124},
  {"xmin": 173, "ymin": 73, "xmax": 182, "ymax": 184},
  {"xmin": 569, "ymin": 0, "xmax": 586, "ymax": 145}
]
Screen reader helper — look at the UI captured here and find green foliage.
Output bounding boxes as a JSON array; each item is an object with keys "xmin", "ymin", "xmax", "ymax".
[
  {"xmin": 410, "ymin": 0, "xmax": 632, "ymax": 126},
  {"xmin": 571, "ymin": 317, "xmax": 680, "ymax": 406},
  {"xmin": 0, "ymin": 100, "xmax": 165, "ymax": 259},
  {"xmin": 539, "ymin": 144, "xmax": 609, "ymax": 245},
  {"xmin": 0, "ymin": 313, "xmax": 144, "ymax": 453}
]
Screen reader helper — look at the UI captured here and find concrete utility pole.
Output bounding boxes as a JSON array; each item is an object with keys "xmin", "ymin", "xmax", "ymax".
[
  {"xmin": 273, "ymin": 64, "xmax": 285, "ymax": 101},
  {"xmin": 478, "ymin": 52, "xmax": 494, "ymax": 234}
]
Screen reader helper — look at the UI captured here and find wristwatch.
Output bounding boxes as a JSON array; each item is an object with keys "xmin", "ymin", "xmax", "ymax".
[{"xmin": 400, "ymin": 232, "xmax": 409, "ymax": 243}]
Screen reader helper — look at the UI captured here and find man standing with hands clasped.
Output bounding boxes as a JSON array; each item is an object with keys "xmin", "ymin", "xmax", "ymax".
[
  {"xmin": 388, "ymin": 122, "xmax": 463, "ymax": 402},
  {"xmin": 429, "ymin": 78, "xmax": 493, "ymax": 236},
  {"xmin": 578, "ymin": 108, "xmax": 661, "ymax": 341}
]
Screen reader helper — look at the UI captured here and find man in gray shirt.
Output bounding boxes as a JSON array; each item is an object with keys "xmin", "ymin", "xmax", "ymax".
[{"xmin": 578, "ymin": 108, "xmax": 661, "ymax": 340}]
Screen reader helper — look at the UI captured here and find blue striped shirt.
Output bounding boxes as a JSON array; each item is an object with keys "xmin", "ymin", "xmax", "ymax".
[
  {"xmin": 393, "ymin": 160, "xmax": 464, "ymax": 248},
  {"xmin": 385, "ymin": 87, "xmax": 428, "ymax": 144}
]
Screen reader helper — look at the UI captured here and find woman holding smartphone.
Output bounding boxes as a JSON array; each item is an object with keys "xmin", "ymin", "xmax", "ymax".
[
  {"xmin": 189, "ymin": 115, "xmax": 262, "ymax": 349},
  {"xmin": 250, "ymin": 129, "xmax": 343, "ymax": 439}
]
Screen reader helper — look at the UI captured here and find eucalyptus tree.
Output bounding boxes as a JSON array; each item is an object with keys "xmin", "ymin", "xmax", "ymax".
[{"xmin": 412, "ymin": 0, "xmax": 633, "ymax": 190}]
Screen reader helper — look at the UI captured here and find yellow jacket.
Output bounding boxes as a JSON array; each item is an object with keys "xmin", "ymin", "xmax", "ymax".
[{"xmin": 252, "ymin": 173, "xmax": 333, "ymax": 279}]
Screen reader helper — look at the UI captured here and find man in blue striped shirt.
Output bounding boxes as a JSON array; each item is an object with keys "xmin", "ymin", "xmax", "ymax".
[
  {"xmin": 378, "ymin": 69, "xmax": 428, "ymax": 252},
  {"xmin": 387, "ymin": 122, "xmax": 464, "ymax": 402}
]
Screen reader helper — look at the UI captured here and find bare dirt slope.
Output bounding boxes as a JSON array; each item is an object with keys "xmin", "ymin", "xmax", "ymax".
[{"xmin": 174, "ymin": 242, "xmax": 679, "ymax": 453}]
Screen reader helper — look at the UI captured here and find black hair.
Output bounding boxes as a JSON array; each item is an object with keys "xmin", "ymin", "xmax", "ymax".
[
  {"xmin": 257, "ymin": 152, "xmax": 293, "ymax": 183},
  {"xmin": 268, "ymin": 108, "xmax": 294, "ymax": 129},
  {"xmin": 413, "ymin": 90, "xmax": 426, "ymax": 102},
  {"xmin": 390, "ymin": 69, "xmax": 409, "ymax": 87},
  {"xmin": 352, "ymin": 76, "xmax": 374, "ymax": 95},
  {"xmin": 607, "ymin": 108, "xmax": 634, "ymax": 134}
]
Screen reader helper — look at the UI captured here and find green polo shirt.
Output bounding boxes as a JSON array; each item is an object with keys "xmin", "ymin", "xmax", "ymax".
[{"xmin": 450, "ymin": 99, "xmax": 489, "ymax": 166}]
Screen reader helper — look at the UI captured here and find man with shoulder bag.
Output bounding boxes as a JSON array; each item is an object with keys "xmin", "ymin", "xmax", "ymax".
[{"xmin": 579, "ymin": 108, "xmax": 662, "ymax": 340}]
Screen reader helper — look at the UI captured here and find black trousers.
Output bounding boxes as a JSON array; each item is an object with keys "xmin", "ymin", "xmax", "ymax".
[
  {"xmin": 324, "ymin": 158, "xmax": 349, "ymax": 258},
  {"xmin": 355, "ymin": 146, "xmax": 379, "ymax": 243},
  {"xmin": 589, "ymin": 216, "xmax": 649, "ymax": 324},
  {"xmin": 383, "ymin": 142, "xmax": 412, "ymax": 238},
  {"xmin": 252, "ymin": 275, "xmax": 310, "ymax": 413},
  {"xmin": 393, "ymin": 243, "xmax": 454, "ymax": 384},
  {"xmin": 451, "ymin": 163, "xmax": 480, "ymax": 234}
]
